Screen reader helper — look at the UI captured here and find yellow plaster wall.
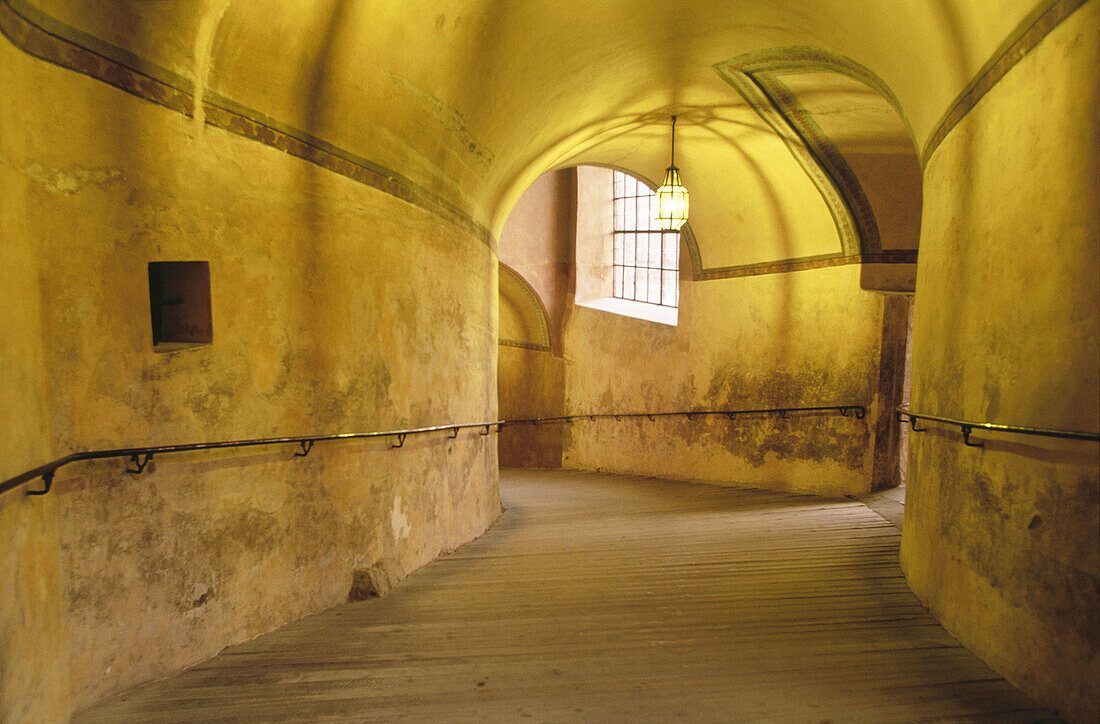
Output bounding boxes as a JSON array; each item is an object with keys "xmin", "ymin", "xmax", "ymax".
[
  {"xmin": 0, "ymin": 497, "xmax": 72, "ymax": 724},
  {"xmin": 498, "ymin": 287, "xmax": 539, "ymax": 348},
  {"xmin": 4, "ymin": 0, "xmax": 1097, "ymax": 718},
  {"xmin": 0, "ymin": 26, "xmax": 499, "ymax": 716},
  {"xmin": 0, "ymin": 46, "xmax": 73, "ymax": 720},
  {"xmin": 499, "ymin": 161, "xmax": 905, "ymax": 495},
  {"xmin": 496, "ymin": 170, "xmax": 573, "ymax": 467},
  {"xmin": 498, "ymin": 169, "xmax": 575, "ymax": 344},
  {"xmin": 901, "ymin": 4, "xmax": 1100, "ymax": 721},
  {"xmin": 563, "ymin": 265, "xmax": 889, "ymax": 497},
  {"xmin": 573, "ymin": 165, "xmax": 613, "ymax": 304},
  {"xmin": 0, "ymin": 233, "xmax": 64, "ymax": 706},
  {"xmin": 497, "ymin": 346, "xmax": 566, "ymax": 469},
  {"xmin": 844, "ymin": 152, "xmax": 923, "ymax": 251}
]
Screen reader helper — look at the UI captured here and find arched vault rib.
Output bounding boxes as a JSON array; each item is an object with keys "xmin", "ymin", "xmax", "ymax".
[
  {"xmin": 751, "ymin": 73, "xmax": 881, "ymax": 256},
  {"xmin": 713, "ymin": 48, "xmax": 916, "ymax": 270},
  {"xmin": 498, "ymin": 264, "xmax": 552, "ymax": 352}
]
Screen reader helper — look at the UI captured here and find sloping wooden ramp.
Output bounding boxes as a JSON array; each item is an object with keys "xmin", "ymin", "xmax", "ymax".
[{"xmin": 76, "ymin": 470, "xmax": 1053, "ymax": 722}]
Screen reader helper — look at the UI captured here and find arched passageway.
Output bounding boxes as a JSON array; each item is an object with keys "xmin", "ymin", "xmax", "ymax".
[{"xmin": 2, "ymin": 1, "xmax": 1095, "ymax": 721}]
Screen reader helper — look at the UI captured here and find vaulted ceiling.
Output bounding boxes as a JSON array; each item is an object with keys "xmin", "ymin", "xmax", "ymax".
[{"xmin": 9, "ymin": 0, "xmax": 1048, "ymax": 271}]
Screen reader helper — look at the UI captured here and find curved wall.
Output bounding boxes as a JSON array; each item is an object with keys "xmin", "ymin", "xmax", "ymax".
[
  {"xmin": 0, "ymin": 24, "xmax": 500, "ymax": 719},
  {"xmin": 901, "ymin": 4, "xmax": 1099, "ymax": 721},
  {"xmin": 2, "ymin": 0, "xmax": 1098, "ymax": 720}
]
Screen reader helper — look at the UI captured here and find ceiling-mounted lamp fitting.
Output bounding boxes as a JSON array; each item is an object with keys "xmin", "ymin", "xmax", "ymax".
[{"xmin": 655, "ymin": 115, "xmax": 689, "ymax": 231}]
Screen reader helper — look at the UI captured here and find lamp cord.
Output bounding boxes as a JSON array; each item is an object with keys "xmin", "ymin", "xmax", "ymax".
[{"xmin": 670, "ymin": 115, "xmax": 677, "ymax": 168}]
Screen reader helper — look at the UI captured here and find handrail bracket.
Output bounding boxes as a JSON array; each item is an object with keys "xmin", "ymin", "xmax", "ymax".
[
  {"xmin": 961, "ymin": 425, "xmax": 984, "ymax": 448},
  {"xmin": 127, "ymin": 453, "xmax": 153, "ymax": 474},
  {"xmin": 26, "ymin": 470, "xmax": 54, "ymax": 496}
]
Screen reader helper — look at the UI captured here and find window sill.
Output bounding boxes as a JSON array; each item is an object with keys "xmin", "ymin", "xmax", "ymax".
[
  {"xmin": 152, "ymin": 342, "xmax": 213, "ymax": 353},
  {"xmin": 576, "ymin": 297, "xmax": 678, "ymax": 326}
]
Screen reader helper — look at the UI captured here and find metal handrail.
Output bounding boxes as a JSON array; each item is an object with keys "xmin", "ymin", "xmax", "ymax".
[
  {"xmin": 896, "ymin": 405, "xmax": 1100, "ymax": 448},
  {"xmin": 1, "ymin": 420, "xmax": 505, "ymax": 497},
  {"xmin": 2, "ymin": 405, "xmax": 868, "ymax": 498},
  {"xmin": 508, "ymin": 405, "xmax": 866, "ymax": 425},
  {"xmin": 12, "ymin": 403, "xmax": 1088, "ymax": 498}
]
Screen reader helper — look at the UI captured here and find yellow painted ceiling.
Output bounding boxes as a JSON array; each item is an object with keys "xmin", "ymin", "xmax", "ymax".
[
  {"xmin": 22, "ymin": 0, "xmax": 1044, "ymax": 262},
  {"xmin": 777, "ymin": 70, "xmax": 923, "ymax": 252}
]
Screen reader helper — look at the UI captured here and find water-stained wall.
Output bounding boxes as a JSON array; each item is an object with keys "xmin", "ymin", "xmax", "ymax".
[
  {"xmin": 497, "ymin": 166, "xmax": 902, "ymax": 496},
  {"xmin": 562, "ymin": 266, "xmax": 892, "ymax": 497},
  {"xmin": 0, "ymin": 24, "xmax": 499, "ymax": 719},
  {"xmin": 901, "ymin": 4, "xmax": 1099, "ymax": 721}
]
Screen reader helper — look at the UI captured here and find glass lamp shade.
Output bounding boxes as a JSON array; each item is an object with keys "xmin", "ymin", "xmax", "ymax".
[{"xmin": 655, "ymin": 166, "xmax": 689, "ymax": 231}]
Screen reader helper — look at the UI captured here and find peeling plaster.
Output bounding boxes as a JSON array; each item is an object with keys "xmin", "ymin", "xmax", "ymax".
[
  {"xmin": 390, "ymin": 496, "xmax": 411, "ymax": 541},
  {"xmin": 21, "ymin": 163, "xmax": 122, "ymax": 195},
  {"xmin": 191, "ymin": 0, "xmax": 232, "ymax": 132}
]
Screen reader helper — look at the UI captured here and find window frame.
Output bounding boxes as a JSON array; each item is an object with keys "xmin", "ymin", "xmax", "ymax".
[{"xmin": 612, "ymin": 170, "xmax": 680, "ymax": 308}]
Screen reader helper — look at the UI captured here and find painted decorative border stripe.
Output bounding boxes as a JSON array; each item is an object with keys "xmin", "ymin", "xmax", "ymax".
[
  {"xmin": 499, "ymin": 339, "xmax": 552, "ymax": 352},
  {"xmin": 720, "ymin": 46, "xmax": 916, "ymax": 144},
  {"xmin": 753, "ymin": 72, "xmax": 882, "ymax": 254},
  {"xmin": 498, "ymin": 263, "xmax": 553, "ymax": 351},
  {"xmin": 0, "ymin": 2, "xmax": 193, "ymax": 115},
  {"xmin": 922, "ymin": 0, "xmax": 1090, "ymax": 166},
  {"xmin": 713, "ymin": 64, "xmax": 862, "ymax": 259},
  {"xmin": 709, "ymin": 46, "xmax": 923, "ymax": 282},
  {"xmin": 695, "ymin": 251, "xmax": 917, "ymax": 282},
  {"xmin": 679, "ymin": 224, "xmax": 703, "ymax": 279},
  {"xmin": 0, "ymin": 0, "xmax": 496, "ymax": 250},
  {"xmin": 705, "ymin": 0, "xmax": 1088, "ymax": 282}
]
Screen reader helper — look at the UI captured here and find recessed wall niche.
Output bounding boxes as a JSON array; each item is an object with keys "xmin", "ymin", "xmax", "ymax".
[{"xmin": 148, "ymin": 261, "xmax": 213, "ymax": 350}]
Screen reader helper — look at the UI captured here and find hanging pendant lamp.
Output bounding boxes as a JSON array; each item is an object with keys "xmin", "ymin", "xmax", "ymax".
[{"xmin": 655, "ymin": 115, "xmax": 689, "ymax": 231}]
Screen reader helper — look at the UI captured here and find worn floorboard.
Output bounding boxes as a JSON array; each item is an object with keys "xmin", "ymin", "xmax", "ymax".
[{"xmin": 75, "ymin": 469, "xmax": 1053, "ymax": 722}]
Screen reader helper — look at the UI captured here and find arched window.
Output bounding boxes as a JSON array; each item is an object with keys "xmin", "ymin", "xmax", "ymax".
[
  {"xmin": 574, "ymin": 166, "xmax": 680, "ymax": 326},
  {"xmin": 613, "ymin": 170, "xmax": 679, "ymax": 307}
]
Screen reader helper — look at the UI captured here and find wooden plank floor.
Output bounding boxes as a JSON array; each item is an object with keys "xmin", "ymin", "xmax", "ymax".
[{"xmin": 76, "ymin": 470, "xmax": 1054, "ymax": 722}]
